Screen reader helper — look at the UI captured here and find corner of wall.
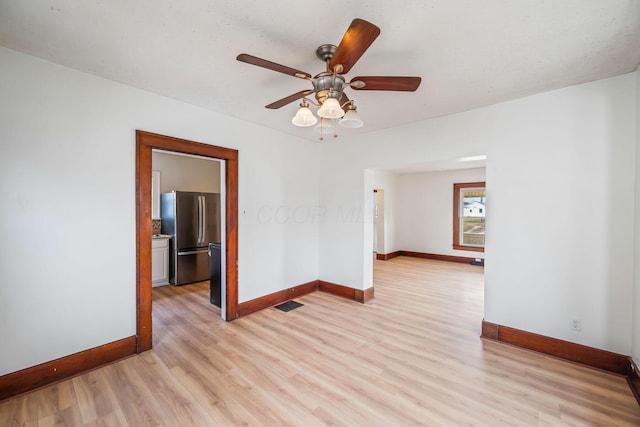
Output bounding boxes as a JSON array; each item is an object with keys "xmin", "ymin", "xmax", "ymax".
[{"xmin": 633, "ymin": 65, "xmax": 640, "ymax": 365}]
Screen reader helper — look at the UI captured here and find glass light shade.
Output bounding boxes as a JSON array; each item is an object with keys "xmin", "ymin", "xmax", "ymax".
[
  {"xmin": 314, "ymin": 118, "xmax": 336, "ymax": 134},
  {"xmin": 339, "ymin": 109, "xmax": 364, "ymax": 128},
  {"xmin": 317, "ymin": 97, "xmax": 345, "ymax": 119},
  {"xmin": 291, "ymin": 106, "xmax": 317, "ymax": 127}
]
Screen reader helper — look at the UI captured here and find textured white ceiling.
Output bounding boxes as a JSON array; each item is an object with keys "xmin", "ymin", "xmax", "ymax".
[{"xmin": 1, "ymin": 1, "xmax": 639, "ymax": 141}]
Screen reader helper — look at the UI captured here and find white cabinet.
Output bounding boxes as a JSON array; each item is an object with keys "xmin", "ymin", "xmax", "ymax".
[{"xmin": 152, "ymin": 236, "xmax": 170, "ymax": 287}]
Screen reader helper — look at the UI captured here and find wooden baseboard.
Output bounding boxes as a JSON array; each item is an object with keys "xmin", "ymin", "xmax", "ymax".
[
  {"xmin": 481, "ymin": 320, "xmax": 630, "ymax": 376},
  {"xmin": 481, "ymin": 320, "xmax": 500, "ymax": 339},
  {"xmin": 356, "ymin": 286, "xmax": 375, "ymax": 303},
  {"xmin": 376, "ymin": 250, "xmax": 479, "ymax": 264},
  {"xmin": 318, "ymin": 280, "xmax": 373, "ymax": 303},
  {"xmin": 376, "ymin": 251, "xmax": 401, "ymax": 261},
  {"xmin": 237, "ymin": 280, "xmax": 319, "ymax": 317},
  {"xmin": 318, "ymin": 280, "xmax": 357, "ymax": 300},
  {"xmin": 400, "ymin": 251, "xmax": 478, "ymax": 264},
  {"xmin": 482, "ymin": 320, "xmax": 640, "ymax": 406},
  {"xmin": 0, "ymin": 336, "xmax": 136, "ymax": 401},
  {"xmin": 628, "ymin": 359, "xmax": 640, "ymax": 406},
  {"xmin": 238, "ymin": 279, "xmax": 375, "ymax": 318}
]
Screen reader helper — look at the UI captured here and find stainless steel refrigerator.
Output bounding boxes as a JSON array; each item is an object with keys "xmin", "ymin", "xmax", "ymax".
[{"xmin": 161, "ymin": 191, "xmax": 221, "ymax": 286}]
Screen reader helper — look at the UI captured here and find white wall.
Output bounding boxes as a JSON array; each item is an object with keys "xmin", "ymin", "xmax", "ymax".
[
  {"xmin": 633, "ymin": 66, "xmax": 640, "ymax": 365},
  {"xmin": 152, "ymin": 151, "xmax": 221, "ymax": 194},
  {"xmin": 395, "ymin": 168, "xmax": 486, "ymax": 257},
  {"xmin": 1, "ymin": 45, "xmax": 637, "ymax": 377},
  {"xmin": 0, "ymin": 47, "xmax": 320, "ymax": 375},
  {"xmin": 319, "ymin": 72, "xmax": 636, "ymax": 354}
]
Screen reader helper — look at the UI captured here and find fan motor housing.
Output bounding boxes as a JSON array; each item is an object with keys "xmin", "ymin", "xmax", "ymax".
[
  {"xmin": 316, "ymin": 44, "xmax": 337, "ymax": 62},
  {"xmin": 313, "ymin": 72, "xmax": 345, "ymax": 104}
]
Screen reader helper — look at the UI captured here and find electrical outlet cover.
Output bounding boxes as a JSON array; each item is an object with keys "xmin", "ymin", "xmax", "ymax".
[{"xmin": 571, "ymin": 319, "xmax": 582, "ymax": 331}]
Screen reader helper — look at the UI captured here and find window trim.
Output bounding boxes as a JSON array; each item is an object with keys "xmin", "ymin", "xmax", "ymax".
[{"xmin": 453, "ymin": 181, "xmax": 486, "ymax": 253}]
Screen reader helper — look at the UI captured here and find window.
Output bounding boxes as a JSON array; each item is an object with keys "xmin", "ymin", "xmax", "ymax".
[{"xmin": 453, "ymin": 181, "xmax": 485, "ymax": 252}]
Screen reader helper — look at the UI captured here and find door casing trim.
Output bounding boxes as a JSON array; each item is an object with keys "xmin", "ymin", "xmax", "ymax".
[{"xmin": 135, "ymin": 131, "xmax": 239, "ymax": 352}]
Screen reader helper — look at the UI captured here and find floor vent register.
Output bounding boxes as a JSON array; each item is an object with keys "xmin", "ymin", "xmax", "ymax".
[{"xmin": 275, "ymin": 300, "xmax": 304, "ymax": 312}]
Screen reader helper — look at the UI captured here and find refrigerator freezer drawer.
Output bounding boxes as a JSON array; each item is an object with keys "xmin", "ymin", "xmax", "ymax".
[{"xmin": 175, "ymin": 249, "xmax": 210, "ymax": 285}]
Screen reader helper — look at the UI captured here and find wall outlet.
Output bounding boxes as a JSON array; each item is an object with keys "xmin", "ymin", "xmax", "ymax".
[{"xmin": 570, "ymin": 319, "xmax": 582, "ymax": 331}]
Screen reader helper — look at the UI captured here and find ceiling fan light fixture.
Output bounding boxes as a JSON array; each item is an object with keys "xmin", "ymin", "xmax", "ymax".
[
  {"xmin": 237, "ymin": 18, "xmax": 422, "ymax": 138},
  {"xmin": 317, "ymin": 97, "xmax": 345, "ymax": 119},
  {"xmin": 339, "ymin": 107, "xmax": 363, "ymax": 128},
  {"xmin": 291, "ymin": 103, "xmax": 318, "ymax": 127}
]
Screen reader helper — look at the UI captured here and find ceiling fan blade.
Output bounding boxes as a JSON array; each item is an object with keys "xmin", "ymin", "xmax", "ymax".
[
  {"xmin": 339, "ymin": 92, "xmax": 350, "ymax": 106},
  {"xmin": 329, "ymin": 19, "xmax": 380, "ymax": 74},
  {"xmin": 265, "ymin": 90, "xmax": 314, "ymax": 109},
  {"xmin": 237, "ymin": 54, "xmax": 312, "ymax": 79},
  {"xmin": 350, "ymin": 76, "xmax": 422, "ymax": 91}
]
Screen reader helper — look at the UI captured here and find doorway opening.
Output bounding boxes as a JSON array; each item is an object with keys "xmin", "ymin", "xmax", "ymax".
[
  {"xmin": 368, "ymin": 160, "xmax": 486, "ymax": 322},
  {"xmin": 151, "ymin": 150, "xmax": 225, "ymax": 316},
  {"xmin": 135, "ymin": 131, "xmax": 238, "ymax": 353}
]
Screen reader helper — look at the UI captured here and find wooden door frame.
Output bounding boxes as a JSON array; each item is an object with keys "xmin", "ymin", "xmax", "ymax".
[{"xmin": 135, "ymin": 130, "xmax": 239, "ymax": 352}]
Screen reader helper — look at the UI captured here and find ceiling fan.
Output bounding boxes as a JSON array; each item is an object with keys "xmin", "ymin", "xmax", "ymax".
[{"xmin": 237, "ymin": 18, "xmax": 421, "ymax": 139}]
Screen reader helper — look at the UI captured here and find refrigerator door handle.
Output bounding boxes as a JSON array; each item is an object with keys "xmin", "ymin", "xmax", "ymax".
[
  {"xmin": 196, "ymin": 196, "xmax": 200, "ymax": 244},
  {"xmin": 178, "ymin": 249, "xmax": 209, "ymax": 256},
  {"xmin": 198, "ymin": 195, "xmax": 203, "ymax": 244},
  {"xmin": 202, "ymin": 195, "xmax": 207, "ymax": 243},
  {"xmin": 200, "ymin": 195, "xmax": 205, "ymax": 244}
]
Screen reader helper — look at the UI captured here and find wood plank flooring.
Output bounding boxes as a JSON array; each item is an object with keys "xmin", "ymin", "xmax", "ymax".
[{"xmin": 2, "ymin": 256, "xmax": 640, "ymax": 425}]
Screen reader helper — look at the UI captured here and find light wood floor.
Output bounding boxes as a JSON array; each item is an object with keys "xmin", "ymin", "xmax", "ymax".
[{"xmin": 2, "ymin": 257, "xmax": 640, "ymax": 426}]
